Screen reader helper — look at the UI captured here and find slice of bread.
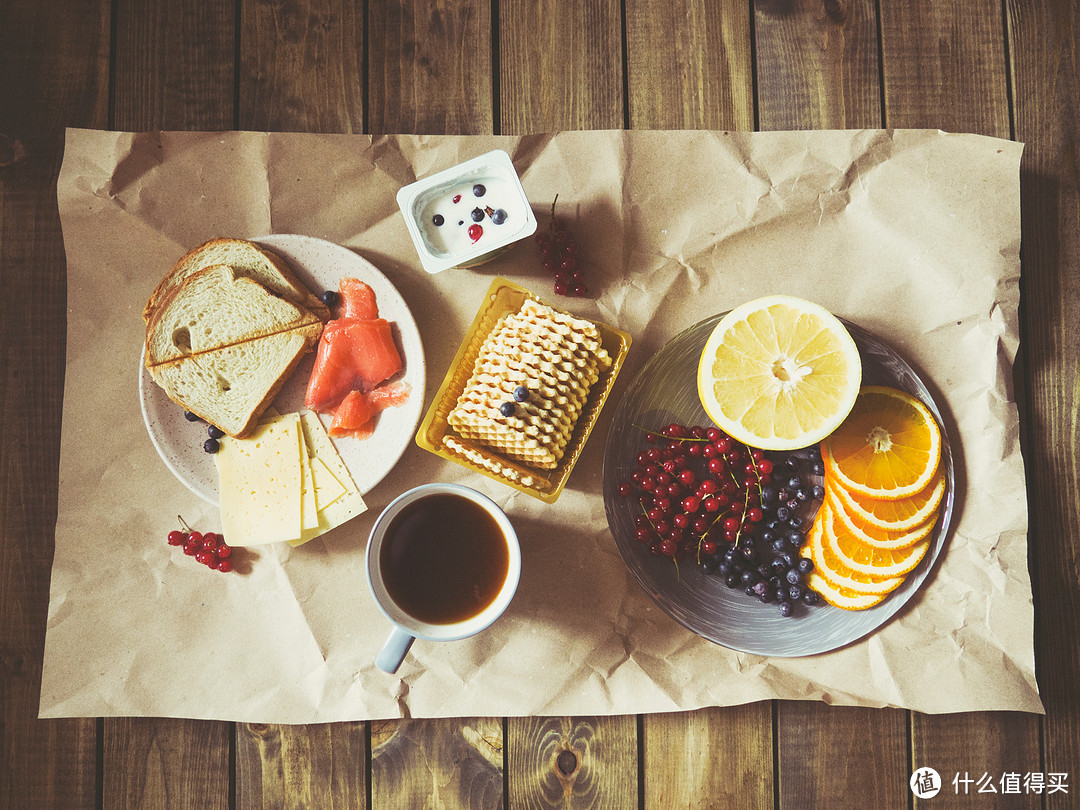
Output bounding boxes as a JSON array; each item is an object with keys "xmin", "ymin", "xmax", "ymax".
[
  {"xmin": 143, "ymin": 237, "xmax": 331, "ymax": 324},
  {"xmin": 144, "ymin": 263, "xmax": 323, "ymax": 368},
  {"xmin": 149, "ymin": 330, "xmax": 318, "ymax": 437}
]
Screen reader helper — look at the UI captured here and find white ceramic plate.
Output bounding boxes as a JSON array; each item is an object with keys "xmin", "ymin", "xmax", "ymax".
[
  {"xmin": 139, "ymin": 234, "xmax": 426, "ymax": 504},
  {"xmin": 602, "ymin": 315, "xmax": 955, "ymax": 657}
]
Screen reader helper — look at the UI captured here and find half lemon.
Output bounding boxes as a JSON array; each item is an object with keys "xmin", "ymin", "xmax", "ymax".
[{"xmin": 696, "ymin": 295, "xmax": 862, "ymax": 451}]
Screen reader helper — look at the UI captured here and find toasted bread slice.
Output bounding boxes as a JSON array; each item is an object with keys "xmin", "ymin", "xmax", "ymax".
[
  {"xmin": 143, "ymin": 237, "xmax": 331, "ymax": 324},
  {"xmin": 144, "ymin": 264, "xmax": 323, "ymax": 368},
  {"xmin": 149, "ymin": 330, "xmax": 319, "ymax": 437}
]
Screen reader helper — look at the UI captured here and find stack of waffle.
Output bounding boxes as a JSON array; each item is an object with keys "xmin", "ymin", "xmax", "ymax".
[{"xmin": 447, "ymin": 299, "xmax": 612, "ymax": 470}]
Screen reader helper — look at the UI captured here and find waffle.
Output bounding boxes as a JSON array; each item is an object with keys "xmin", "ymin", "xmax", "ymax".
[{"xmin": 447, "ymin": 299, "xmax": 612, "ymax": 470}]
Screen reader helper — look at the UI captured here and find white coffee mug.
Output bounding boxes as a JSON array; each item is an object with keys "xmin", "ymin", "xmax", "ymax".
[{"xmin": 366, "ymin": 483, "xmax": 521, "ymax": 674}]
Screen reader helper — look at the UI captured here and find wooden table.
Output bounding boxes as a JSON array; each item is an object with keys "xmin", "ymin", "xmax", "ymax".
[{"xmin": 2, "ymin": 1, "xmax": 1076, "ymax": 807}]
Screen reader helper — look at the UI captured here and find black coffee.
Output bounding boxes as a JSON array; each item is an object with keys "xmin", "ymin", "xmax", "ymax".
[{"xmin": 379, "ymin": 493, "xmax": 510, "ymax": 625}]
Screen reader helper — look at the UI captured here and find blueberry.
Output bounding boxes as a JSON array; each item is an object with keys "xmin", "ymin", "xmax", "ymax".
[
  {"xmin": 744, "ymin": 585, "xmax": 756, "ymax": 597},
  {"xmin": 499, "ymin": 401, "xmax": 516, "ymax": 417},
  {"xmin": 320, "ymin": 289, "xmax": 340, "ymax": 307},
  {"xmin": 432, "ymin": 213, "xmax": 445, "ymax": 226},
  {"xmin": 471, "ymin": 207, "xmax": 485, "ymax": 222},
  {"xmin": 789, "ymin": 516, "xmax": 804, "ymax": 529},
  {"xmin": 812, "ymin": 484, "xmax": 825, "ymax": 500},
  {"xmin": 778, "ymin": 601, "xmax": 793, "ymax": 617},
  {"xmin": 785, "ymin": 568, "xmax": 802, "ymax": 585},
  {"xmin": 184, "ymin": 411, "xmax": 201, "ymax": 422},
  {"xmin": 788, "ymin": 476, "xmax": 802, "ymax": 490},
  {"xmin": 491, "ymin": 208, "xmax": 508, "ymax": 224},
  {"xmin": 700, "ymin": 558, "xmax": 718, "ymax": 575},
  {"xmin": 472, "ymin": 183, "xmax": 486, "ymax": 197},
  {"xmin": 203, "ymin": 438, "xmax": 220, "ymax": 454},
  {"xmin": 207, "ymin": 424, "xmax": 225, "ymax": 440},
  {"xmin": 797, "ymin": 558, "xmax": 814, "ymax": 575},
  {"xmin": 803, "ymin": 590, "xmax": 821, "ymax": 606},
  {"xmin": 776, "ymin": 506, "xmax": 790, "ymax": 522},
  {"xmin": 788, "ymin": 585, "xmax": 804, "ymax": 601},
  {"xmin": 787, "ymin": 529, "xmax": 804, "ymax": 546},
  {"xmin": 741, "ymin": 569, "xmax": 759, "ymax": 585},
  {"xmin": 725, "ymin": 573, "xmax": 740, "ymax": 588},
  {"xmin": 513, "ymin": 385, "xmax": 529, "ymax": 402}
]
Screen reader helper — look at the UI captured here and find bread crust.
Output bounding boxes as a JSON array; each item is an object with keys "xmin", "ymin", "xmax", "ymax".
[{"xmin": 142, "ymin": 237, "xmax": 331, "ymax": 324}]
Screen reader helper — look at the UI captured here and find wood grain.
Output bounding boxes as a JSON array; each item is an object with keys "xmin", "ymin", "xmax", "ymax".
[
  {"xmin": 624, "ymin": 0, "xmax": 754, "ymax": 131},
  {"xmin": 911, "ymin": 712, "xmax": 1041, "ymax": 807},
  {"xmin": 879, "ymin": 0, "xmax": 1010, "ymax": 136},
  {"xmin": 754, "ymin": 0, "xmax": 883, "ymax": 129},
  {"xmin": 235, "ymin": 722, "xmax": 367, "ymax": 809},
  {"xmin": 103, "ymin": 718, "xmax": 231, "ymax": 809},
  {"xmin": 366, "ymin": 0, "xmax": 493, "ymax": 135},
  {"xmin": 643, "ymin": 705, "xmax": 772, "ymax": 809},
  {"xmin": 777, "ymin": 703, "xmax": 908, "ymax": 807},
  {"xmin": 370, "ymin": 717, "xmax": 505, "ymax": 809},
  {"xmin": 240, "ymin": 0, "xmax": 364, "ymax": 133},
  {"xmin": 0, "ymin": 0, "xmax": 109, "ymax": 807},
  {"xmin": 113, "ymin": 0, "xmax": 236, "ymax": 130},
  {"xmin": 1007, "ymin": 0, "xmax": 1080, "ymax": 804},
  {"xmin": 498, "ymin": 0, "xmax": 624, "ymax": 133},
  {"xmin": 506, "ymin": 715, "xmax": 638, "ymax": 809}
]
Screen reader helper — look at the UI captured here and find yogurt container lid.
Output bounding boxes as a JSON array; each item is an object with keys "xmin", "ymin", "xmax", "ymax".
[{"xmin": 396, "ymin": 149, "xmax": 537, "ymax": 274}]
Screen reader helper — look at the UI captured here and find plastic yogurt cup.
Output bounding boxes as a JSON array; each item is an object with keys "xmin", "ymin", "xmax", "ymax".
[{"xmin": 396, "ymin": 149, "xmax": 537, "ymax": 274}]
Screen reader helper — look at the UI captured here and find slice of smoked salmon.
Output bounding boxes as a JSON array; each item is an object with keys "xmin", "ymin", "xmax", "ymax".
[
  {"xmin": 339, "ymin": 277, "xmax": 380, "ymax": 320},
  {"xmin": 329, "ymin": 380, "xmax": 412, "ymax": 438},
  {"xmin": 305, "ymin": 318, "xmax": 403, "ymax": 411}
]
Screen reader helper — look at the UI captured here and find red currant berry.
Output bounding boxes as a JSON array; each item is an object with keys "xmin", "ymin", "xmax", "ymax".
[
  {"xmin": 216, "ymin": 559, "xmax": 234, "ymax": 573},
  {"xmin": 167, "ymin": 530, "xmax": 187, "ymax": 546},
  {"xmin": 216, "ymin": 543, "xmax": 231, "ymax": 559}
]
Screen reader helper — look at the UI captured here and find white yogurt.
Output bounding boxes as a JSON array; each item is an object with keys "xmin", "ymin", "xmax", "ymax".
[{"xmin": 397, "ymin": 150, "xmax": 537, "ymax": 274}]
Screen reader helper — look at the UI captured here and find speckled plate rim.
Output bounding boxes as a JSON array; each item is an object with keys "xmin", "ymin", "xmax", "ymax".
[
  {"xmin": 138, "ymin": 234, "xmax": 426, "ymax": 505},
  {"xmin": 602, "ymin": 314, "xmax": 955, "ymax": 658}
]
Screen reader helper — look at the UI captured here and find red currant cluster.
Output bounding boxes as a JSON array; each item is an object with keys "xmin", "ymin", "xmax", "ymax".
[
  {"xmin": 617, "ymin": 423, "xmax": 773, "ymax": 563},
  {"xmin": 167, "ymin": 518, "xmax": 234, "ymax": 572},
  {"xmin": 535, "ymin": 196, "xmax": 589, "ymax": 297}
]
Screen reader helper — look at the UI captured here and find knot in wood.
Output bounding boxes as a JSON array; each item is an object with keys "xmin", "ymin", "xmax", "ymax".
[
  {"xmin": 823, "ymin": 0, "xmax": 846, "ymax": 23},
  {"xmin": 556, "ymin": 748, "xmax": 579, "ymax": 777}
]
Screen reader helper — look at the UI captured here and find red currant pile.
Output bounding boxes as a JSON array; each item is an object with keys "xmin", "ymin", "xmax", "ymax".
[
  {"xmin": 167, "ymin": 517, "xmax": 234, "ymax": 572},
  {"xmin": 534, "ymin": 196, "xmax": 589, "ymax": 297},
  {"xmin": 618, "ymin": 423, "xmax": 825, "ymax": 617}
]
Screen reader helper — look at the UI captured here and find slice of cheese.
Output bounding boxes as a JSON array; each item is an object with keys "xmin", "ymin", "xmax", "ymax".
[
  {"xmin": 290, "ymin": 412, "xmax": 368, "ymax": 546},
  {"xmin": 215, "ymin": 410, "xmax": 368, "ymax": 547},
  {"xmin": 215, "ymin": 412, "xmax": 304, "ymax": 546}
]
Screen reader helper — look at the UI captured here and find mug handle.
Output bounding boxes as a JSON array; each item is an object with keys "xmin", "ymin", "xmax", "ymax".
[{"xmin": 375, "ymin": 626, "xmax": 416, "ymax": 673}]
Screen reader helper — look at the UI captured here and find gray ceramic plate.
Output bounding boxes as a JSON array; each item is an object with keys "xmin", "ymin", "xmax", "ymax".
[
  {"xmin": 602, "ymin": 315, "xmax": 955, "ymax": 657},
  {"xmin": 139, "ymin": 234, "xmax": 426, "ymax": 504}
]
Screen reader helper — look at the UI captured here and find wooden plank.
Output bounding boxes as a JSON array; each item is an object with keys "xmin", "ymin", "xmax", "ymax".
[
  {"xmin": 239, "ymin": 0, "xmax": 364, "ymax": 133},
  {"xmin": 112, "ymin": 0, "xmax": 236, "ymax": 130},
  {"xmin": 777, "ymin": 703, "xmax": 907, "ymax": 807},
  {"xmin": 498, "ymin": 0, "xmax": 624, "ymax": 133},
  {"xmin": 751, "ymin": 4, "xmax": 904, "ymax": 807},
  {"xmin": 1006, "ymin": 0, "xmax": 1080, "ymax": 804},
  {"xmin": 911, "ymin": 712, "xmax": 1041, "ymax": 806},
  {"xmin": 104, "ymin": 4, "xmax": 238, "ymax": 808},
  {"xmin": 235, "ymin": 722, "xmax": 367, "ymax": 809},
  {"xmin": 366, "ymin": 0, "xmax": 493, "ymax": 134},
  {"xmin": 879, "ymin": 0, "xmax": 1010, "ymax": 135},
  {"xmin": 506, "ymin": 716, "xmax": 638, "ymax": 809},
  {"xmin": 103, "ymin": 718, "xmax": 231, "ymax": 809},
  {"xmin": 880, "ymin": 0, "xmax": 1045, "ymax": 805},
  {"xmin": 644, "ymin": 705, "xmax": 772, "ymax": 809},
  {"xmin": 624, "ymin": 0, "xmax": 754, "ymax": 131},
  {"xmin": 754, "ymin": 0, "xmax": 882, "ymax": 130},
  {"xmin": 0, "ymin": 0, "xmax": 109, "ymax": 807},
  {"xmin": 370, "ymin": 717, "xmax": 504, "ymax": 808}
]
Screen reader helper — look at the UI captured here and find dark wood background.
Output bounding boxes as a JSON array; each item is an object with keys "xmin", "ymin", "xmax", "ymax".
[{"xmin": 2, "ymin": 0, "xmax": 1076, "ymax": 807}]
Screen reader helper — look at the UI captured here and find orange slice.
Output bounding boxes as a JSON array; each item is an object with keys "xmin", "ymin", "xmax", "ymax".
[
  {"xmin": 696, "ymin": 295, "xmax": 861, "ymax": 451},
  {"xmin": 805, "ymin": 509, "xmax": 905, "ymax": 596},
  {"xmin": 827, "ymin": 471, "xmax": 945, "ymax": 532},
  {"xmin": 805, "ymin": 570, "xmax": 887, "ymax": 610},
  {"xmin": 826, "ymin": 483, "xmax": 938, "ymax": 551},
  {"xmin": 824, "ymin": 508, "xmax": 930, "ymax": 578},
  {"xmin": 821, "ymin": 386, "xmax": 941, "ymax": 500}
]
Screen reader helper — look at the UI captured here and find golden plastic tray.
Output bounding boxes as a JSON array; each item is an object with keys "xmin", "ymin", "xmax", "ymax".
[{"xmin": 415, "ymin": 277, "xmax": 631, "ymax": 503}]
